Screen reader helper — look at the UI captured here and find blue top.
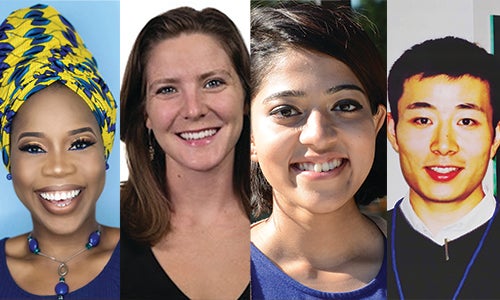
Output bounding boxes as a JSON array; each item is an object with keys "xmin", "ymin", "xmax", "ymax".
[
  {"xmin": 0, "ymin": 237, "xmax": 120, "ymax": 299},
  {"xmin": 251, "ymin": 239, "xmax": 387, "ymax": 300}
]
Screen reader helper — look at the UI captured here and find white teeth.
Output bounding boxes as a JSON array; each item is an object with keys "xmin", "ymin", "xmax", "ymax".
[
  {"xmin": 180, "ymin": 129, "xmax": 217, "ymax": 140},
  {"xmin": 297, "ymin": 159, "xmax": 342, "ymax": 173},
  {"xmin": 40, "ymin": 190, "xmax": 80, "ymax": 201},
  {"xmin": 431, "ymin": 167, "xmax": 458, "ymax": 174}
]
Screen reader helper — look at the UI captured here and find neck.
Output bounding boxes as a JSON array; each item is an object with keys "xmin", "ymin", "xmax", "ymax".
[
  {"xmin": 409, "ymin": 188, "xmax": 485, "ymax": 235},
  {"xmin": 166, "ymin": 155, "xmax": 243, "ymax": 225},
  {"xmin": 255, "ymin": 197, "xmax": 375, "ymax": 265},
  {"xmin": 29, "ymin": 218, "xmax": 99, "ymax": 258}
]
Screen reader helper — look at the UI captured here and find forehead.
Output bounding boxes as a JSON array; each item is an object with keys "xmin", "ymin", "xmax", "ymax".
[
  {"xmin": 12, "ymin": 84, "xmax": 98, "ymax": 132},
  {"xmin": 398, "ymin": 74, "xmax": 492, "ymax": 113},
  {"xmin": 256, "ymin": 48, "xmax": 362, "ymax": 95},
  {"xmin": 146, "ymin": 33, "xmax": 234, "ymax": 78}
]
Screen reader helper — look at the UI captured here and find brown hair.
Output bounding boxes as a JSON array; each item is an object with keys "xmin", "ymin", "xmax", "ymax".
[
  {"xmin": 121, "ymin": 6, "xmax": 251, "ymax": 245},
  {"xmin": 251, "ymin": 3, "xmax": 386, "ymax": 218}
]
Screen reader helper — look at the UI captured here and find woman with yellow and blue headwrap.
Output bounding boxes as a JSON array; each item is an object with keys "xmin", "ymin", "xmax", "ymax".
[{"xmin": 0, "ymin": 4, "xmax": 119, "ymax": 299}]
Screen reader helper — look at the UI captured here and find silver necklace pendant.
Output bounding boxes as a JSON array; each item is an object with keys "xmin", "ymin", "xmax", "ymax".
[{"xmin": 58, "ymin": 263, "xmax": 69, "ymax": 277}]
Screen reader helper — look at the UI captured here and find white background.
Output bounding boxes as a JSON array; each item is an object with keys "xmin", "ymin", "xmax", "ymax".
[{"xmin": 119, "ymin": 0, "xmax": 251, "ymax": 182}]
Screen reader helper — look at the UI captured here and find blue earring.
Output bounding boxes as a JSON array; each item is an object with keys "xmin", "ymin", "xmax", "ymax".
[
  {"xmin": 105, "ymin": 162, "xmax": 109, "ymax": 171},
  {"xmin": 6, "ymin": 173, "xmax": 12, "ymax": 180}
]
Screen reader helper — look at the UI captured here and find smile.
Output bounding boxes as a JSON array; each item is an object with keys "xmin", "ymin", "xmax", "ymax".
[
  {"xmin": 40, "ymin": 190, "xmax": 81, "ymax": 207},
  {"xmin": 429, "ymin": 166, "xmax": 459, "ymax": 174},
  {"xmin": 296, "ymin": 159, "xmax": 343, "ymax": 173},
  {"xmin": 425, "ymin": 166, "xmax": 463, "ymax": 182},
  {"xmin": 178, "ymin": 128, "xmax": 218, "ymax": 141}
]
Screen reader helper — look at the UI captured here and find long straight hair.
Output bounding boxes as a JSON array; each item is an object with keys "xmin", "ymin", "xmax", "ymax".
[{"xmin": 121, "ymin": 6, "xmax": 251, "ymax": 245}]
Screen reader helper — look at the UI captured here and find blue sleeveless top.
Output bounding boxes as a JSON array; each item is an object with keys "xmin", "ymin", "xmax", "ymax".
[{"xmin": 0, "ymin": 237, "xmax": 120, "ymax": 299}]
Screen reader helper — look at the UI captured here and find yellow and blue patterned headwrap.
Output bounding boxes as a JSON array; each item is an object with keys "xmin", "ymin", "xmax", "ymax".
[{"xmin": 0, "ymin": 4, "xmax": 117, "ymax": 170}]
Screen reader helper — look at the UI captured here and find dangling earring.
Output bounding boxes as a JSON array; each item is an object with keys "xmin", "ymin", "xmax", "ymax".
[
  {"xmin": 105, "ymin": 162, "xmax": 109, "ymax": 170},
  {"xmin": 148, "ymin": 129, "xmax": 155, "ymax": 161}
]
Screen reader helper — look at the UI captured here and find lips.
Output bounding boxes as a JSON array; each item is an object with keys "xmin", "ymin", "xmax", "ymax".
[
  {"xmin": 425, "ymin": 166, "xmax": 463, "ymax": 182},
  {"xmin": 178, "ymin": 128, "xmax": 218, "ymax": 141},
  {"xmin": 294, "ymin": 158, "xmax": 344, "ymax": 173},
  {"xmin": 38, "ymin": 189, "xmax": 82, "ymax": 208}
]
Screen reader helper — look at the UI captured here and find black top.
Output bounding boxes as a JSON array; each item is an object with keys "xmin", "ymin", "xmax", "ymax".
[
  {"xmin": 388, "ymin": 204, "xmax": 500, "ymax": 299},
  {"xmin": 121, "ymin": 234, "xmax": 250, "ymax": 300}
]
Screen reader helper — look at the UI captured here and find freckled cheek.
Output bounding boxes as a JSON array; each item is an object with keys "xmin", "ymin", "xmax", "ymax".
[
  {"xmin": 213, "ymin": 97, "xmax": 244, "ymax": 122},
  {"xmin": 147, "ymin": 103, "xmax": 178, "ymax": 129}
]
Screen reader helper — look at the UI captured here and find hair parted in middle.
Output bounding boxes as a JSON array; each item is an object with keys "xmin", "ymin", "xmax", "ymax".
[{"xmin": 121, "ymin": 6, "xmax": 251, "ymax": 245}]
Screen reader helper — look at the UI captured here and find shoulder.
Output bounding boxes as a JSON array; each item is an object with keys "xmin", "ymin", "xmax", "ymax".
[
  {"xmin": 366, "ymin": 215, "xmax": 387, "ymax": 237},
  {"xmin": 101, "ymin": 226, "xmax": 119, "ymax": 246},
  {"xmin": 4, "ymin": 234, "xmax": 30, "ymax": 259}
]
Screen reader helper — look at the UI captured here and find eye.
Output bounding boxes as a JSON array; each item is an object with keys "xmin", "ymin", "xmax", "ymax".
[
  {"xmin": 19, "ymin": 144, "xmax": 45, "ymax": 154},
  {"xmin": 204, "ymin": 79, "xmax": 225, "ymax": 89},
  {"xmin": 270, "ymin": 105, "xmax": 300, "ymax": 118},
  {"xmin": 413, "ymin": 117, "xmax": 432, "ymax": 125},
  {"xmin": 69, "ymin": 138, "xmax": 95, "ymax": 151},
  {"xmin": 156, "ymin": 86, "xmax": 177, "ymax": 95},
  {"xmin": 458, "ymin": 118, "xmax": 477, "ymax": 126},
  {"xmin": 332, "ymin": 99, "xmax": 363, "ymax": 112}
]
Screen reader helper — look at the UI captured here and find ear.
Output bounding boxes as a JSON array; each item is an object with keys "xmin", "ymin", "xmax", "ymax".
[
  {"xmin": 373, "ymin": 104, "xmax": 387, "ymax": 134},
  {"xmin": 490, "ymin": 121, "xmax": 500, "ymax": 159},
  {"xmin": 145, "ymin": 114, "xmax": 152, "ymax": 130},
  {"xmin": 387, "ymin": 112, "xmax": 400, "ymax": 153},
  {"xmin": 250, "ymin": 134, "xmax": 259, "ymax": 162}
]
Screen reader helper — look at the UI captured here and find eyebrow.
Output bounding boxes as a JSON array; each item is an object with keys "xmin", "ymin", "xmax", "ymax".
[
  {"xmin": 261, "ymin": 84, "xmax": 365, "ymax": 104},
  {"xmin": 406, "ymin": 101, "xmax": 485, "ymax": 112},
  {"xmin": 261, "ymin": 90, "xmax": 305, "ymax": 104},
  {"xmin": 17, "ymin": 127, "xmax": 97, "ymax": 142},
  {"xmin": 326, "ymin": 84, "xmax": 366, "ymax": 95},
  {"xmin": 17, "ymin": 132, "xmax": 44, "ymax": 142},
  {"xmin": 68, "ymin": 127, "xmax": 97, "ymax": 136},
  {"xmin": 147, "ymin": 69, "xmax": 233, "ymax": 91}
]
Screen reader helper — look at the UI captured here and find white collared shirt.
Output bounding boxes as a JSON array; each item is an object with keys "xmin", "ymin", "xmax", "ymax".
[{"xmin": 399, "ymin": 191, "xmax": 496, "ymax": 246}]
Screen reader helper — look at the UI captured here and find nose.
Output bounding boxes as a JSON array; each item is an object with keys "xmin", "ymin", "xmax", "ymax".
[
  {"xmin": 181, "ymin": 89, "xmax": 208, "ymax": 120},
  {"xmin": 299, "ymin": 110, "xmax": 336, "ymax": 150},
  {"xmin": 430, "ymin": 122, "xmax": 458, "ymax": 155},
  {"xmin": 41, "ymin": 150, "xmax": 77, "ymax": 177}
]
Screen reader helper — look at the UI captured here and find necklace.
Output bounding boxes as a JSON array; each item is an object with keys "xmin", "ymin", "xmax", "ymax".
[
  {"xmin": 391, "ymin": 199, "xmax": 499, "ymax": 300},
  {"xmin": 27, "ymin": 226, "xmax": 102, "ymax": 300}
]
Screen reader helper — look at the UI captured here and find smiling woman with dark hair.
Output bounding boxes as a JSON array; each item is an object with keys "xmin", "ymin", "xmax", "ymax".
[{"xmin": 250, "ymin": 3, "xmax": 387, "ymax": 299}]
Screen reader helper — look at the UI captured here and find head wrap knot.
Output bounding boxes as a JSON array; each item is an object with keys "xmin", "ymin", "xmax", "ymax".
[{"xmin": 0, "ymin": 4, "xmax": 117, "ymax": 170}]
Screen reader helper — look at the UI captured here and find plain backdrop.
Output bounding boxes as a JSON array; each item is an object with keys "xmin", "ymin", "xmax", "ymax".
[
  {"xmin": 0, "ymin": 0, "xmax": 120, "ymax": 237},
  {"xmin": 119, "ymin": 0, "xmax": 251, "ymax": 182},
  {"xmin": 387, "ymin": 0, "xmax": 500, "ymax": 209}
]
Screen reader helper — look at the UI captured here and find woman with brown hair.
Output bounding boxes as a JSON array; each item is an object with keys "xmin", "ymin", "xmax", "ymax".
[{"xmin": 120, "ymin": 5, "xmax": 251, "ymax": 300}]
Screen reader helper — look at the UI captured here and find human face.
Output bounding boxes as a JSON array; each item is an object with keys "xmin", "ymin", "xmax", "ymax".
[
  {"xmin": 251, "ymin": 49, "xmax": 385, "ymax": 214},
  {"xmin": 145, "ymin": 33, "xmax": 245, "ymax": 173},
  {"xmin": 10, "ymin": 84, "xmax": 105, "ymax": 234},
  {"xmin": 387, "ymin": 74, "xmax": 500, "ymax": 206}
]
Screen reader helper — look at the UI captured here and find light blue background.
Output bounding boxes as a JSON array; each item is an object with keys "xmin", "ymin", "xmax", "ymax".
[{"xmin": 0, "ymin": 0, "xmax": 120, "ymax": 237}]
